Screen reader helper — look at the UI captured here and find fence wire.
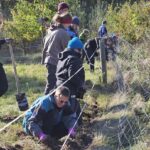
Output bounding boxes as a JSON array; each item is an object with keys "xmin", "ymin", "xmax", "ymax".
[
  {"xmin": 0, "ymin": 34, "xmax": 150, "ymax": 149},
  {"xmin": 93, "ymin": 35, "xmax": 150, "ymax": 150}
]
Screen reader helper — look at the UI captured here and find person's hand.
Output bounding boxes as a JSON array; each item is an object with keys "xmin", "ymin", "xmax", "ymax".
[
  {"xmin": 38, "ymin": 132, "xmax": 51, "ymax": 145},
  {"xmin": 68, "ymin": 128, "xmax": 76, "ymax": 138},
  {"xmin": 5, "ymin": 38, "xmax": 13, "ymax": 43}
]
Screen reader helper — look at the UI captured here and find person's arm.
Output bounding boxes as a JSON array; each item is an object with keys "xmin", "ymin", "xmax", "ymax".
[
  {"xmin": 0, "ymin": 39, "xmax": 6, "ymax": 47},
  {"xmin": 27, "ymin": 98, "xmax": 51, "ymax": 137},
  {"xmin": 0, "ymin": 38, "xmax": 13, "ymax": 49},
  {"xmin": 62, "ymin": 111, "xmax": 77, "ymax": 137},
  {"xmin": 41, "ymin": 36, "xmax": 49, "ymax": 64}
]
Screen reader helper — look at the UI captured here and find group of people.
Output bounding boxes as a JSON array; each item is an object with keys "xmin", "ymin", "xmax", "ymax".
[
  {"xmin": 0, "ymin": 2, "xmax": 110, "ymax": 145},
  {"xmin": 23, "ymin": 11, "xmax": 111, "ymax": 144},
  {"xmin": 23, "ymin": 2, "xmax": 86, "ymax": 144}
]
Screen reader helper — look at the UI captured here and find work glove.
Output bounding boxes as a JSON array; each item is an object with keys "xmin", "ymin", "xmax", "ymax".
[
  {"xmin": 76, "ymin": 87, "xmax": 86, "ymax": 99},
  {"xmin": 68, "ymin": 128, "xmax": 76, "ymax": 138},
  {"xmin": 38, "ymin": 132, "xmax": 52, "ymax": 145}
]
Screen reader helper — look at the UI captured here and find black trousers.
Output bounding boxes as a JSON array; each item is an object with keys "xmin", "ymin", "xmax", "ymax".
[
  {"xmin": 44, "ymin": 64, "xmax": 56, "ymax": 95},
  {"xmin": 0, "ymin": 63, "xmax": 8, "ymax": 96}
]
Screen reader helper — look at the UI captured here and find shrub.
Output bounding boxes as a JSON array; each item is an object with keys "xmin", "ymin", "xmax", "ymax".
[
  {"xmin": 3, "ymin": 0, "xmax": 56, "ymax": 42},
  {"xmin": 105, "ymin": 0, "xmax": 150, "ymax": 43}
]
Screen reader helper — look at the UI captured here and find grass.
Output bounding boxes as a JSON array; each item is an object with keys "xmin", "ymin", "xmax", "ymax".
[{"xmin": 0, "ymin": 43, "xmax": 149, "ymax": 149}]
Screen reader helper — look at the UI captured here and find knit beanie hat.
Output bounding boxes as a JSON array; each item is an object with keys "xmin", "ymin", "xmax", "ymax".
[
  {"xmin": 67, "ymin": 37, "xmax": 83, "ymax": 49},
  {"xmin": 58, "ymin": 2, "xmax": 69, "ymax": 12},
  {"xmin": 72, "ymin": 16, "xmax": 80, "ymax": 26}
]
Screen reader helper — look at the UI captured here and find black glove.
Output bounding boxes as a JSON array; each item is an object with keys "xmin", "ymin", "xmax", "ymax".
[{"xmin": 76, "ymin": 87, "xmax": 86, "ymax": 99}]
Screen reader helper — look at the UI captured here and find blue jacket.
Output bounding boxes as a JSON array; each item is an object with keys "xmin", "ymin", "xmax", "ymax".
[
  {"xmin": 98, "ymin": 24, "xmax": 107, "ymax": 37},
  {"xmin": 66, "ymin": 26, "xmax": 78, "ymax": 39},
  {"xmin": 23, "ymin": 94, "xmax": 76, "ymax": 136}
]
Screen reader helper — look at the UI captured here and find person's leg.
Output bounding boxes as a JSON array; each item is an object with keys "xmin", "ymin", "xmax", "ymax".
[
  {"xmin": 81, "ymin": 49, "xmax": 86, "ymax": 62},
  {"xmin": 44, "ymin": 64, "xmax": 56, "ymax": 95},
  {"xmin": 0, "ymin": 63, "xmax": 8, "ymax": 96},
  {"xmin": 90, "ymin": 57, "xmax": 95, "ymax": 72}
]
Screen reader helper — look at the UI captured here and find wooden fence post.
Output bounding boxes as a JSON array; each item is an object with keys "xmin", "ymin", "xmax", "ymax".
[{"xmin": 100, "ymin": 38, "xmax": 107, "ymax": 84}]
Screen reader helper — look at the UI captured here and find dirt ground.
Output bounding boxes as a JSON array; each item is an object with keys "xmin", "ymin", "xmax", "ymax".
[{"xmin": 0, "ymin": 104, "xmax": 99, "ymax": 150}]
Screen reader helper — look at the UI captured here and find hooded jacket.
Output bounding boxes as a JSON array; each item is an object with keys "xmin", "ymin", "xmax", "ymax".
[
  {"xmin": 23, "ymin": 94, "xmax": 76, "ymax": 136},
  {"xmin": 41, "ymin": 25, "xmax": 70, "ymax": 66},
  {"xmin": 56, "ymin": 48, "xmax": 85, "ymax": 96}
]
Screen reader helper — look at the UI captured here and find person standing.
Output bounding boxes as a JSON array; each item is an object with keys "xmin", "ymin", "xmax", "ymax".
[
  {"xmin": 98, "ymin": 20, "xmax": 108, "ymax": 38},
  {"xmin": 41, "ymin": 13, "xmax": 72, "ymax": 95},
  {"xmin": 67, "ymin": 16, "xmax": 80, "ymax": 39},
  {"xmin": 84, "ymin": 38, "xmax": 99, "ymax": 72},
  {"xmin": 0, "ymin": 14, "xmax": 11, "ymax": 96},
  {"xmin": 57, "ymin": 2, "xmax": 69, "ymax": 14},
  {"xmin": 0, "ymin": 39, "xmax": 8, "ymax": 96}
]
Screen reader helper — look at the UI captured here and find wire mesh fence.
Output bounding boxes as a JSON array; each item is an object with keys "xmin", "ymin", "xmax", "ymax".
[{"xmin": 91, "ymin": 34, "xmax": 150, "ymax": 150}]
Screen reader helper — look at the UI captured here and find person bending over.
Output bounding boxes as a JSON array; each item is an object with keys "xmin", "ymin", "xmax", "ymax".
[{"xmin": 23, "ymin": 86, "xmax": 76, "ymax": 144}]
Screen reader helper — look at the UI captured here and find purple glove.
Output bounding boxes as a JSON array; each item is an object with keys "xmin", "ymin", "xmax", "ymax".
[
  {"xmin": 38, "ymin": 132, "xmax": 50, "ymax": 144},
  {"xmin": 38, "ymin": 132, "xmax": 53, "ymax": 145},
  {"xmin": 68, "ymin": 128, "xmax": 76, "ymax": 137},
  {"xmin": 38, "ymin": 132, "xmax": 48, "ymax": 142}
]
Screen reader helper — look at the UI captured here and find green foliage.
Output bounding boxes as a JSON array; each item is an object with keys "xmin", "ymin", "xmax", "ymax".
[
  {"xmin": 105, "ymin": 0, "xmax": 150, "ymax": 42},
  {"xmin": 3, "ymin": 0, "xmax": 54, "ymax": 42},
  {"xmin": 3, "ymin": 0, "xmax": 82, "ymax": 42}
]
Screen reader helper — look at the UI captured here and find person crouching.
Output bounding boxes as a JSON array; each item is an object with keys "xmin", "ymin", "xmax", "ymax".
[{"xmin": 23, "ymin": 86, "xmax": 77, "ymax": 144}]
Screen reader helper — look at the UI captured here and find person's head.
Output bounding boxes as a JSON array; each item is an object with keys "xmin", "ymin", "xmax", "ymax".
[
  {"xmin": 71, "ymin": 16, "xmax": 80, "ymax": 31},
  {"xmin": 54, "ymin": 86, "xmax": 70, "ymax": 108},
  {"xmin": 57, "ymin": 2, "xmax": 69, "ymax": 14},
  {"xmin": 102, "ymin": 20, "xmax": 107, "ymax": 25},
  {"xmin": 67, "ymin": 37, "xmax": 83, "ymax": 55},
  {"xmin": 52, "ymin": 12, "xmax": 72, "ymax": 28}
]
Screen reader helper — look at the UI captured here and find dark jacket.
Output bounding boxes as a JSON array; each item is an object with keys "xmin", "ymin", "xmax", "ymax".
[
  {"xmin": 0, "ymin": 63, "xmax": 8, "ymax": 96},
  {"xmin": 0, "ymin": 39, "xmax": 8, "ymax": 96},
  {"xmin": 56, "ymin": 48, "xmax": 85, "ymax": 96},
  {"xmin": 84, "ymin": 38, "xmax": 99, "ymax": 62},
  {"xmin": 23, "ymin": 94, "xmax": 76, "ymax": 136}
]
